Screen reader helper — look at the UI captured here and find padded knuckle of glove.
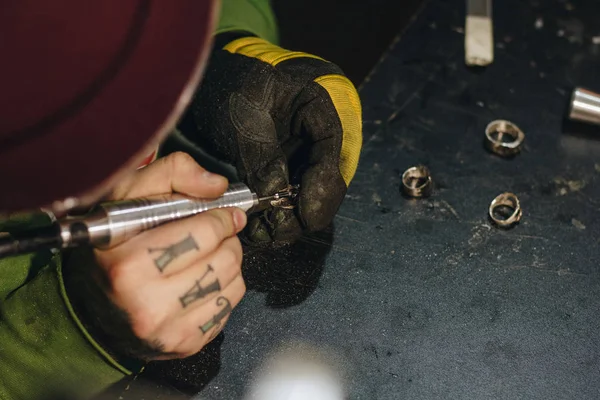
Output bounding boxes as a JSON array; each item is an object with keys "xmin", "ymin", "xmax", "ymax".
[{"xmin": 230, "ymin": 92, "xmax": 277, "ymax": 144}]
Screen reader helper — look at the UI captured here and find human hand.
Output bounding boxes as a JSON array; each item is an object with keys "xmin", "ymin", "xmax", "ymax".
[
  {"xmin": 179, "ymin": 33, "xmax": 363, "ymax": 242},
  {"xmin": 63, "ymin": 152, "xmax": 247, "ymax": 361}
]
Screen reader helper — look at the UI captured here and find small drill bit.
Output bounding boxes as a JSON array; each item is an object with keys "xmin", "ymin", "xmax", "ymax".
[
  {"xmin": 258, "ymin": 194, "xmax": 280, "ymax": 202},
  {"xmin": 258, "ymin": 185, "xmax": 300, "ymax": 208}
]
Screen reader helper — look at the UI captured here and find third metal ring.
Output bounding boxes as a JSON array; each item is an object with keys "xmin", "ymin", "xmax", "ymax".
[
  {"xmin": 401, "ymin": 166, "xmax": 432, "ymax": 198},
  {"xmin": 488, "ymin": 192, "xmax": 522, "ymax": 228}
]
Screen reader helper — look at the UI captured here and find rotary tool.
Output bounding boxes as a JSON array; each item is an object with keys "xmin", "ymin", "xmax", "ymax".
[{"xmin": 0, "ymin": 183, "xmax": 298, "ymax": 258}]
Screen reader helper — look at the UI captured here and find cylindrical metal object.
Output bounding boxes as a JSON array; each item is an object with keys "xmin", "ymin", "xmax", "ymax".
[
  {"xmin": 569, "ymin": 87, "xmax": 600, "ymax": 126},
  {"xmin": 59, "ymin": 183, "xmax": 258, "ymax": 249}
]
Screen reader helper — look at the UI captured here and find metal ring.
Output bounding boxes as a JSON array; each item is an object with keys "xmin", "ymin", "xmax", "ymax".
[
  {"xmin": 401, "ymin": 165, "xmax": 433, "ymax": 198},
  {"xmin": 485, "ymin": 120, "xmax": 525, "ymax": 157},
  {"xmin": 488, "ymin": 192, "xmax": 522, "ymax": 228}
]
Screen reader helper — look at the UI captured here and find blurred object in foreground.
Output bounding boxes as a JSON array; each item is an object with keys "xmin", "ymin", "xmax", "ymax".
[{"xmin": 244, "ymin": 341, "xmax": 346, "ymax": 400}]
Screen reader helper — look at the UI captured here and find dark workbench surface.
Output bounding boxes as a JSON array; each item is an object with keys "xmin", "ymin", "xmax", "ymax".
[{"xmin": 114, "ymin": 0, "xmax": 600, "ymax": 398}]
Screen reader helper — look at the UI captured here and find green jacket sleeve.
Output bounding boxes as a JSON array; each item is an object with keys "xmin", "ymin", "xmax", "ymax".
[
  {"xmin": 0, "ymin": 217, "xmax": 131, "ymax": 400},
  {"xmin": 216, "ymin": 0, "xmax": 279, "ymax": 44}
]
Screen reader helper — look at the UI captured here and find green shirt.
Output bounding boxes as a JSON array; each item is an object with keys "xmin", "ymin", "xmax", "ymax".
[{"xmin": 0, "ymin": 2, "xmax": 277, "ymax": 399}]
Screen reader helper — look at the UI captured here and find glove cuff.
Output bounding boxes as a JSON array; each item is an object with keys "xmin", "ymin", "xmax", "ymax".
[
  {"xmin": 213, "ymin": 31, "xmax": 256, "ymax": 50},
  {"xmin": 222, "ymin": 36, "xmax": 328, "ymax": 68}
]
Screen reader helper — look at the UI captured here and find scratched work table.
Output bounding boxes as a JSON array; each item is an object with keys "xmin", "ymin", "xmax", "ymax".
[{"xmin": 113, "ymin": 0, "xmax": 600, "ymax": 398}]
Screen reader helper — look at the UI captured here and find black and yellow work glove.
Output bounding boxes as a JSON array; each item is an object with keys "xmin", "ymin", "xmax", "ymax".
[{"xmin": 180, "ymin": 33, "xmax": 362, "ymax": 242}]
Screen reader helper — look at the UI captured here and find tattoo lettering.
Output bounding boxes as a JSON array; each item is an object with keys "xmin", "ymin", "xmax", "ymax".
[
  {"xmin": 200, "ymin": 296, "xmax": 232, "ymax": 334},
  {"xmin": 179, "ymin": 265, "xmax": 221, "ymax": 308},
  {"xmin": 149, "ymin": 234, "xmax": 198, "ymax": 272}
]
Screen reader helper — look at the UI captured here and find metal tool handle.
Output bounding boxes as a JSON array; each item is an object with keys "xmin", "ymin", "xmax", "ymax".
[
  {"xmin": 569, "ymin": 87, "xmax": 600, "ymax": 126},
  {"xmin": 60, "ymin": 183, "xmax": 258, "ymax": 249}
]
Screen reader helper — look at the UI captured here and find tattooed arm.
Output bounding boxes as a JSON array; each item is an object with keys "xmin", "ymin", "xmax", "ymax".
[{"xmin": 63, "ymin": 153, "xmax": 247, "ymax": 362}]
